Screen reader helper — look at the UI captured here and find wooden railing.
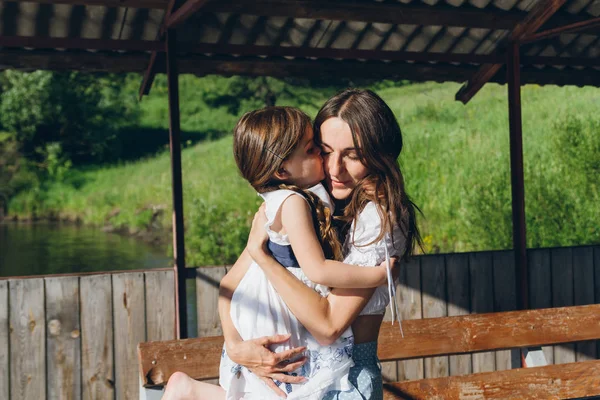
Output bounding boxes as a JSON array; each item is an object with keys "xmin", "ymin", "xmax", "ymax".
[{"xmin": 1, "ymin": 245, "xmax": 599, "ymax": 399}]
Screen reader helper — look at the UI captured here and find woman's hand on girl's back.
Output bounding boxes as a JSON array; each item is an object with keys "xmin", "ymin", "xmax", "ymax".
[
  {"xmin": 227, "ymin": 334, "xmax": 308, "ymax": 397},
  {"xmin": 246, "ymin": 203, "xmax": 269, "ymax": 261}
]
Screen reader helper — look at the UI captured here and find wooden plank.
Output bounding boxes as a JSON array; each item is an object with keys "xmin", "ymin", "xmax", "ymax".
[
  {"xmin": 383, "ymin": 359, "xmax": 600, "ymax": 400},
  {"xmin": 445, "ymin": 253, "xmax": 472, "ymax": 377},
  {"xmin": 81, "ymin": 274, "xmax": 115, "ymax": 400},
  {"xmin": 145, "ymin": 271, "xmax": 176, "ymax": 341},
  {"xmin": 551, "ymin": 247, "xmax": 575, "ymax": 365},
  {"xmin": 196, "ymin": 267, "xmax": 228, "ymax": 337},
  {"xmin": 13, "ymin": 0, "xmax": 168, "ymax": 8},
  {"xmin": 528, "ymin": 248, "xmax": 553, "ymax": 364},
  {"xmin": 139, "ymin": 335, "xmax": 224, "ymax": 385},
  {"xmin": 113, "ymin": 272, "xmax": 146, "ymax": 400},
  {"xmin": 139, "ymin": 304, "xmax": 600, "ymax": 385},
  {"xmin": 204, "ymin": 0, "xmax": 548, "ymax": 30},
  {"xmin": 9, "ymin": 278, "xmax": 46, "ymax": 400},
  {"xmin": 492, "ymin": 250, "xmax": 518, "ymax": 371},
  {"xmin": 0, "ymin": 280, "xmax": 8, "ymax": 400},
  {"xmin": 469, "ymin": 252, "xmax": 495, "ymax": 373},
  {"xmin": 45, "ymin": 277, "xmax": 81, "ymax": 400},
  {"xmin": 0, "ymin": 36, "xmax": 163, "ymax": 52},
  {"xmin": 573, "ymin": 247, "xmax": 596, "ymax": 361},
  {"xmin": 396, "ymin": 257, "xmax": 423, "ymax": 381},
  {"xmin": 196, "ymin": 266, "xmax": 227, "ymax": 385},
  {"xmin": 167, "ymin": 0, "xmax": 211, "ymax": 29},
  {"xmin": 381, "ymin": 304, "xmax": 398, "ymax": 383},
  {"xmin": 420, "ymin": 255, "xmax": 448, "ymax": 378},
  {"xmin": 596, "ymin": 246, "xmax": 600, "ymax": 360}
]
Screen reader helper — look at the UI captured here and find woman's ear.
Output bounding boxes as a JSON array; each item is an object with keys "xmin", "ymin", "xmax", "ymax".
[{"xmin": 274, "ymin": 166, "xmax": 289, "ymax": 181}]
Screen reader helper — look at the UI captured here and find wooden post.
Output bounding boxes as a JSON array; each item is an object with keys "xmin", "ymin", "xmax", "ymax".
[
  {"xmin": 166, "ymin": 28, "xmax": 188, "ymax": 339},
  {"xmin": 507, "ymin": 41, "xmax": 528, "ymax": 312}
]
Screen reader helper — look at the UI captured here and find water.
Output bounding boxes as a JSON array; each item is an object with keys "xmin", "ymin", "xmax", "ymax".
[{"xmin": 0, "ymin": 222, "xmax": 172, "ymax": 277}]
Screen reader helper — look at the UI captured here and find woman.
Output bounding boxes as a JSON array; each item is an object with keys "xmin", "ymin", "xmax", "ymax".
[{"xmin": 166, "ymin": 89, "xmax": 421, "ymax": 399}]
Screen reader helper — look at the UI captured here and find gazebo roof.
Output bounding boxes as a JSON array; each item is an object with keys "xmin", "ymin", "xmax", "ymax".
[{"xmin": 0, "ymin": 0, "xmax": 599, "ymax": 102}]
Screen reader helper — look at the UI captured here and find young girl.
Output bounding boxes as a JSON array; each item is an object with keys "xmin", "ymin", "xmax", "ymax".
[{"xmin": 163, "ymin": 106, "xmax": 396, "ymax": 400}]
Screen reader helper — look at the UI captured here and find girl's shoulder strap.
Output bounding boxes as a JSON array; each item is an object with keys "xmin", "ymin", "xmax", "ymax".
[{"xmin": 259, "ymin": 189, "xmax": 308, "ymax": 227}]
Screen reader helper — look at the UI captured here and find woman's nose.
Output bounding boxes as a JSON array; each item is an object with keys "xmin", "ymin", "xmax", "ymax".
[{"xmin": 327, "ymin": 154, "xmax": 343, "ymax": 176}]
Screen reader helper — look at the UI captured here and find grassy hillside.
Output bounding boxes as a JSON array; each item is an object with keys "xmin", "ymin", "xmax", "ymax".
[{"xmin": 8, "ymin": 81, "xmax": 600, "ymax": 265}]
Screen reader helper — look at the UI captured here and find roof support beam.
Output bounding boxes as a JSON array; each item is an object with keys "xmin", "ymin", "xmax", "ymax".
[
  {"xmin": 203, "ymin": 0, "xmax": 587, "ymax": 31},
  {"xmin": 455, "ymin": 0, "xmax": 568, "ymax": 104},
  {"xmin": 166, "ymin": 0, "xmax": 211, "ymax": 29},
  {"xmin": 139, "ymin": 0, "xmax": 209, "ymax": 98},
  {"xmin": 9, "ymin": 0, "xmax": 168, "ymax": 8},
  {"xmin": 0, "ymin": 36, "xmax": 162, "ymax": 52},
  {"xmin": 521, "ymin": 16, "xmax": 600, "ymax": 44}
]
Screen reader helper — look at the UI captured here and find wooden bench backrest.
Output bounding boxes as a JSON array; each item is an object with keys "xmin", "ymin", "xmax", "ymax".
[{"xmin": 138, "ymin": 304, "xmax": 600, "ymax": 387}]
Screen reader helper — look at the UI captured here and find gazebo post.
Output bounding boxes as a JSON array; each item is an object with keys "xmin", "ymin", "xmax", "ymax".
[
  {"xmin": 166, "ymin": 27, "xmax": 188, "ymax": 339},
  {"xmin": 507, "ymin": 41, "xmax": 529, "ymax": 313}
]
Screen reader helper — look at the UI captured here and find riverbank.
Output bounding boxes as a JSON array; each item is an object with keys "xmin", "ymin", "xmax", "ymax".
[{"xmin": 6, "ymin": 82, "xmax": 600, "ymax": 265}]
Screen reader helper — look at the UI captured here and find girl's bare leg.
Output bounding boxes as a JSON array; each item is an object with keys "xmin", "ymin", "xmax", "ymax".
[{"xmin": 162, "ymin": 371, "xmax": 226, "ymax": 400}]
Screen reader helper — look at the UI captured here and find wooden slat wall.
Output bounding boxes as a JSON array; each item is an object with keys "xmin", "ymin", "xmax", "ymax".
[
  {"xmin": 0, "ymin": 245, "xmax": 599, "ymax": 398},
  {"xmin": 0, "ymin": 270, "xmax": 175, "ymax": 400}
]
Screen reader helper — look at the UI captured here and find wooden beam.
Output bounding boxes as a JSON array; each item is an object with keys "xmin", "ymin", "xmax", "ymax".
[
  {"xmin": 383, "ymin": 359, "xmax": 600, "ymax": 400},
  {"xmin": 455, "ymin": 0, "xmax": 568, "ymax": 104},
  {"xmin": 203, "ymin": 0, "xmax": 586, "ymax": 31},
  {"xmin": 138, "ymin": 304, "xmax": 600, "ymax": 385},
  {"xmin": 506, "ymin": 42, "xmax": 528, "ymax": 312},
  {"xmin": 166, "ymin": 0, "xmax": 211, "ymax": 29},
  {"xmin": 522, "ymin": 16, "xmax": 600, "ymax": 43},
  {"xmin": 10, "ymin": 0, "xmax": 168, "ymax": 8},
  {"xmin": 138, "ymin": 51, "xmax": 162, "ymax": 100},
  {"xmin": 0, "ymin": 36, "xmax": 162, "ymax": 52},
  {"xmin": 138, "ymin": 0, "xmax": 177, "ymax": 98}
]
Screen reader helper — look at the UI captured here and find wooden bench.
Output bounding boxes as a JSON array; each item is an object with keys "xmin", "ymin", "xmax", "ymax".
[{"xmin": 138, "ymin": 304, "xmax": 600, "ymax": 399}]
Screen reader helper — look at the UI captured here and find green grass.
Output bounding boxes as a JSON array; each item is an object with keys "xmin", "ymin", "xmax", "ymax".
[{"xmin": 8, "ymin": 81, "xmax": 600, "ymax": 264}]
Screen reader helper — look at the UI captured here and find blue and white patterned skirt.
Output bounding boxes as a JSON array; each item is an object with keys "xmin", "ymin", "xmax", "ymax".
[{"xmin": 322, "ymin": 341, "xmax": 383, "ymax": 400}]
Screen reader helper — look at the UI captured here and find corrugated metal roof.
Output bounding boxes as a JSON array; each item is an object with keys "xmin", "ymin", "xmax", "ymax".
[{"xmin": 0, "ymin": 0, "xmax": 598, "ymax": 86}]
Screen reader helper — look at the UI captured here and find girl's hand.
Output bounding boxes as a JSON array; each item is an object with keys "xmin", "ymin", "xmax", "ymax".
[
  {"xmin": 378, "ymin": 256, "xmax": 400, "ymax": 283},
  {"xmin": 226, "ymin": 334, "xmax": 307, "ymax": 397},
  {"xmin": 246, "ymin": 203, "xmax": 269, "ymax": 261}
]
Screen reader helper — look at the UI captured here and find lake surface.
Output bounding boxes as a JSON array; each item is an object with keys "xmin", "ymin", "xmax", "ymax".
[{"xmin": 0, "ymin": 222, "xmax": 171, "ymax": 277}]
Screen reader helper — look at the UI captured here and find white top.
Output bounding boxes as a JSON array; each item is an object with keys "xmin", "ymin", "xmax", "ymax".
[
  {"xmin": 342, "ymin": 202, "xmax": 406, "ymax": 318},
  {"xmin": 260, "ymin": 183, "xmax": 333, "ymax": 297}
]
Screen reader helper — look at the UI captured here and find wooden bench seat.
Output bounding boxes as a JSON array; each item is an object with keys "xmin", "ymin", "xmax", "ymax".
[{"xmin": 138, "ymin": 304, "xmax": 600, "ymax": 399}]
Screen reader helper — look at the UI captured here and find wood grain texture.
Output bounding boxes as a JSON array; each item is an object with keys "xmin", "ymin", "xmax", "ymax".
[
  {"xmin": 81, "ymin": 274, "xmax": 115, "ymax": 400},
  {"xmin": 492, "ymin": 251, "xmax": 517, "ymax": 371},
  {"xmin": 383, "ymin": 359, "xmax": 600, "ymax": 400},
  {"xmin": 572, "ymin": 246, "xmax": 596, "ymax": 361},
  {"xmin": 396, "ymin": 257, "xmax": 423, "ymax": 381},
  {"xmin": 139, "ymin": 303, "xmax": 600, "ymax": 386},
  {"xmin": 196, "ymin": 266, "xmax": 228, "ymax": 337},
  {"xmin": 420, "ymin": 255, "xmax": 448, "ymax": 378},
  {"xmin": 113, "ymin": 272, "xmax": 146, "ymax": 400},
  {"xmin": 0, "ymin": 280, "xmax": 8, "ymax": 400},
  {"xmin": 470, "ymin": 252, "xmax": 495, "ymax": 373},
  {"xmin": 528, "ymin": 248, "xmax": 554, "ymax": 364},
  {"xmin": 45, "ymin": 277, "xmax": 81, "ymax": 400},
  {"xmin": 446, "ymin": 253, "xmax": 471, "ymax": 377},
  {"xmin": 145, "ymin": 270, "xmax": 176, "ymax": 342},
  {"xmin": 9, "ymin": 278, "xmax": 46, "ymax": 400},
  {"xmin": 551, "ymin": 247, "xmax": 575, "ymax": 364}
]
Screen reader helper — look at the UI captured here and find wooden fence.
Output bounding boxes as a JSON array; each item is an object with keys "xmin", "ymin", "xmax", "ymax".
[{"xmin": 1, "ymin": 245, "xmax": 599, "ymax": 399}]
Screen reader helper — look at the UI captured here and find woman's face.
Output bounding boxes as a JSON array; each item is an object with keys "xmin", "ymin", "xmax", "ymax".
[{"xmin": 319, "ymin": 117, "xmax": 369, "ymax": 200}]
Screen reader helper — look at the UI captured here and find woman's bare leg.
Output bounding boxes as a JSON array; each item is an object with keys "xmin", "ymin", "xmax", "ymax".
[{"xmin": 162, "ymin": 371, "xmax": 226, "ymax": 400}]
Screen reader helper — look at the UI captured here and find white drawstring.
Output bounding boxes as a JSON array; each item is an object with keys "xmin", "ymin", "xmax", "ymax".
[{"xmin": 384, "ymin": 238, "xmax": 403, "ymax": 338}]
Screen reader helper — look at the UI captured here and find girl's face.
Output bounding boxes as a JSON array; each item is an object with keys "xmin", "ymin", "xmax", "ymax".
[
  {"xmin": 280, "ymin": 127, "xmax": 325, "ymax": 188},
  {"xmin": 320, "ymin": 117, "xmax": 369, "ymax": 200}
]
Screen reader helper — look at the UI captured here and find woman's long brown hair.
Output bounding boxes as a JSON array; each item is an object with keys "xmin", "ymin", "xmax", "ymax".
[
  {"xmin": 314, "ymin": 89, "xmax": 423, "ymax": 261},
  {"xmin": 233, "ymin": 106, "xmax": 343, "ymax": 261}
]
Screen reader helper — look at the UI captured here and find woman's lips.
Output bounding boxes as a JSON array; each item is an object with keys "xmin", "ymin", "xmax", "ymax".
[{"xmin": 330, "ymin": 179, "xmax": 349, "ymax": 188}]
